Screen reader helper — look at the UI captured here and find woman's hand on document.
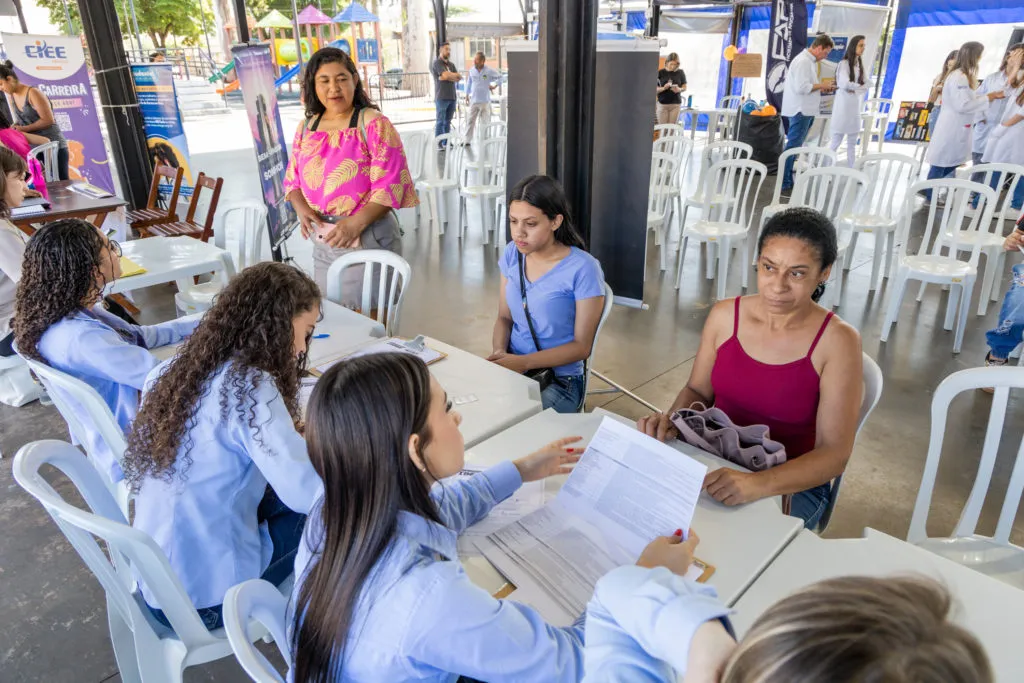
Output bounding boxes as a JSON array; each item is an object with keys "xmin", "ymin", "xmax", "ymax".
[
  {"xmin": 513, "ymin": 436, "xmax": 584, "ymax": 482},
  {"xmin": 637, "ymin": 529, "xmax": 700, "ymax": 575}
]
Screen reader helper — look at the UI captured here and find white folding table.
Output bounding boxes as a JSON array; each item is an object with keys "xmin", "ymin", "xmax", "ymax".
[
  {"xmin": 732, "ymin": 528, "xmax": 1024, "ymax": 679},
  {"xmin": 461, "ymin": 408, "xmax": 802, "ymax": 607},
  {"xmin": 108, "ymin": 236, "xmax": 236, "ymax": 296}
]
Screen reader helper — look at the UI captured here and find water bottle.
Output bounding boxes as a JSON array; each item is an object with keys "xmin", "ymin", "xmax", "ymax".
[{"xmin": 687, "ymin": 94, "xmax": 693, "ymax": 107}]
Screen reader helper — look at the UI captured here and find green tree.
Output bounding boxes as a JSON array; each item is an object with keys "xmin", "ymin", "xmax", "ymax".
[{"xmin": 37, "ymin": 0, "xmax": 213, "ymax": 48}]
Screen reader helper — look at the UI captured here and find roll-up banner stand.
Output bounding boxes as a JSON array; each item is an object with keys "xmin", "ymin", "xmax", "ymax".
[
  {"xmin": 506, "ymin": 40, "xmax": 658, "ymax": 308},
  {"xmin": 766, "ymin": 0, "xmax": 809, "ymax": 117},
  {"xmin": 813, "ymin": 1, "xmax": 890, "ymax": 118}
]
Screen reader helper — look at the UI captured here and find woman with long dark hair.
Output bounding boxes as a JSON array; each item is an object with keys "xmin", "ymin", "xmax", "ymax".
[
  {"xmin": 0, "ymin": 147, "xmax": 30, "ymax": 357},
  {"xmin": 291, "ymin": 352, "xmax": 589, "ymax": 682},
  {"xmin": 638, "ymin": 208, "xmax": 863, "ymax": 530},
  {"xmin": 12, "ymin": 219, "xmax": 198, "ymax": 482},
  {"xmin": 284, "ymin": 47, "xmax": 418, "ymax": 307},
  {"xmin": 0, "ymin": 60, "xmax": 69, "ymax": 180},
  {"xmin": 925, "ymin": 42, "xmax": 1005, "ymax": 198},
  {"xmin": 126, "ymin": 262, "xmax": 322, "ymax": 631},
  {"xmin": 927, "ymin": 49, "xmax": 959, "ymax": 138},
  {"xmin": 828, "ymin": 35, "xmax": 869, "ymax": 167},
  {"xmin": 488, "ymin": 175, "xmax": 606, "ymax": 413}
]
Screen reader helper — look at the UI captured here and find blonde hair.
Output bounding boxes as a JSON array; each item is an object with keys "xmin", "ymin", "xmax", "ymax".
[{"xmin": 721, "ymin": 576, "xmax": 991, "ymax": 683}]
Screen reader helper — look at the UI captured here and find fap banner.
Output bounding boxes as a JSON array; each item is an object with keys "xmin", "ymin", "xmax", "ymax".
[
  {"xmin": 232, "ymin": 43, "xmax": 295, "ymax": 252},
  {"xmin": 765, "ymin": 0, "xmax": 809, "ymax": 116},
  {"xmin": 130, "ymin": 64, "xmax": 194, "ymax": 198},
  {"xmin": 1, "ymin": 33, "xmax": 114, "ymax": 192}
]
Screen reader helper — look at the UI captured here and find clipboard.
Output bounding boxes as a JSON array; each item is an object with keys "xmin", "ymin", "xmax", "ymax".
[{"xmin": 309, "ymin": 335, "xmax": 447, "ymax": 377}]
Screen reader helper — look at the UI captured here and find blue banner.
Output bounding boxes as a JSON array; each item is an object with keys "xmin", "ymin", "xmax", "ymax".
[
  {"xmin": 766, "ymin": 0, "xmax": 809, "ymax": 114},
  {"xmin": 130, "ymin": 64, "xmax": 194, "ymax": 198}
]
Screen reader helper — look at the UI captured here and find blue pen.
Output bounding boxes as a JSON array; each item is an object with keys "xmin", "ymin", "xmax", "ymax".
[{"xmin": 312, "ymin": 333, "xmax": 330, "ymax": 339}]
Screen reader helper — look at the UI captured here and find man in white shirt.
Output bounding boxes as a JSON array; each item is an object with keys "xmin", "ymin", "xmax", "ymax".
[
  {"xmin": 465, "ymin": 51, "xmax": 501, "ymax": 143},
  {"xmin": 780, "ymin": 34, "xmax": 836, "ymax": 190}
]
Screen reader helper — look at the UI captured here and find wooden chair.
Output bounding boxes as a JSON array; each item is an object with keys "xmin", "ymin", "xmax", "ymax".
[
  {"xmin": 140, "ymin": 173, "xmax": 223, "ymax": 242},
  {"xmin": 126, "ymin": 165, "xmax": 184, "ymax": 229}
]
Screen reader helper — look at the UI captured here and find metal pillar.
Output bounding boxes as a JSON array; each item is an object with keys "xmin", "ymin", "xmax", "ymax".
[
  {"xmin": 125, "ymin": 0, "xmax": 144, "ymax": 53},
  {"xmin": 233, "ymin": 0, "xmax": 250, "ymax": 43},
  {"xmin": 433, "ymin": 0, "xmax": 446, "ymax": 50},
  {"xmin": 649, "ymin": 1, "xmax": 660, "ymax": 38},
  {"xmin": 11, "ymin": 0, "xmax": 27, "ymax": 33},
  {"xmin": 76, "ymin": 0, "xmax": 152, "ymax": 209},
  {"xmin": 537, "ymin": 0, "xmax": 597, "ymax": 244}
]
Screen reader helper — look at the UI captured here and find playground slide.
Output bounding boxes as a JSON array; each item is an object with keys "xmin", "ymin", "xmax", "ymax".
[
  {"xmin": 215, "ymin": 80, "xmax": 241, "ymax": 95},
  {"xmin": 273, "ymin": 39, "xmax": 349, "ymax": 88}
]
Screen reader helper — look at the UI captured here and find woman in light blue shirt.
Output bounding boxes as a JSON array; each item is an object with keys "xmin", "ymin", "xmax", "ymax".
[
  {"xmin": 290, "ymin": 352, "xmax": 586, "ymax": 682},
  {"xmin": 489, "ymin": 175, "xmax": 605, "ymax": 413},
  {"xmin": 584, "ymin": 566, "xmax": 991, "ymax": 682},
  {"xmin": 124, "ymin": 262, "xmax": 323, "ymax": 631},
  {"xmin": 12, "ymin": 219, "xmax": 198, "ymax": 482}
]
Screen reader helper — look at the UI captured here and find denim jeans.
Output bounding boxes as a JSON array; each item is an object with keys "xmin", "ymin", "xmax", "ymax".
[
  {"xmin": 435, "ymin": 99, "xmax": 457, "ymax": 141},
  {"xmin": 781, "ymin": 113, "xmax": 815, "ymax": 189},
  {"xmin": 148, "ymin": 486, "xmax": 306, "ymax": 632},
  {"xmin": 986, "ymin": 264, "xmax": 1024, "ymax": 360},
  {"xmin": 790, "ymin": 482, "xmax": 831, "ymax": 530},
  {"xmin": 924, "ymin": 163, "xmax": 958, "ymax": 200},
  {"xmin": 542, "ymin": 374, "xmax": 585, "ymax": 414}
]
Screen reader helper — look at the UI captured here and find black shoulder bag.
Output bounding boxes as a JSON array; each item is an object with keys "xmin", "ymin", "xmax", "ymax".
[{"xmin": 518, "ymin": 252, "xmax": 561, "ymax": 391}]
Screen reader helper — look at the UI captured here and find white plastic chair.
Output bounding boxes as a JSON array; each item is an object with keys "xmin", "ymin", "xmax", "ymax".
[
  {"xmin": 907, "ymin": 366, "xmax": 1024, "ymax": 588},
  {"xmin": 755, "ymin": 147, "xmax": 837, "ymax": 261},
  {"xmin": 481, "ymin": 120, "xmax": 507, "ymax": 141},
  {"xmin": 13, "ymin": 439, "xmax": 284, "ymax": 683},
  {"xmin": 789, "ymin": 166, "xmax": 869, "ymax": 309},
  {"xmin": 647, "ymin": 153, "xmax": 679, "ymax": 271},
  {"xmin": 0, "ymin": 352, "xmax": 44, "ymax": 407},
  {"xmin": 400, "ymin": 130, "xmax": 430, "ymax": 227},
  {"xmin": 859, "ymin": 98, "xmax": 893, "ymax": 156},
  {"xmin": 458, "ymin": 137, "xmax": 506, "ymax": 245},
  {"xmin": 325, "ymin": 250, "xmax": 411, "ymax": 336},
  {"xmin": 580, "ymin": 282, "xmax": 615, "ymax": 412},
  {"xmin": 223, "ymin": 579, "xmax": 289, "ymax": 683},
  {"xmin": 419, "ymin": 134, "xmax": 464, "ymax": 235},
  {"xmin": 175, "ymin": 201, "xmax": 266, "ymax": 315},
  {"xmin": 912, "ymin": 142, "xmax": 929, "ymax": 179},
  {"xmin": 880, "ymin": 178, "xmax": 997, "ymax": 354},
  {"xmin": 652, "ymin": 134, "xmax": 694, "ymax": 235},
  {"xmin": 951, "ymin": 163, "xmax": 1024, "ymax": 315},
  {"xmin": 817, "ymin": 352, "xmax": 884, "ymax": 532},
  {"xmin": 654, "ymin": 123, "xmax": 684, "ymax": 139},
  {"xmin": 676, "ymin": 158, "xmax": 767, "ymax": 300},
  {"xmin": 841, "ymin": 153, "xmax": 921, "ymax": 291},
  {"xmin": 30, "ymin": 140, "xmax": 60, "ymax": 182},
  {"xmin": 22, "ymin": 357, "xmax": 131, "ymax": 512},
  {"xmin": 679, "ymin": 141, "xmax": 753, "ymax": 243}
]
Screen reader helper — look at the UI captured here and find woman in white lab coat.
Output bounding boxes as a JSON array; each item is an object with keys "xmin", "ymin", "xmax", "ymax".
[
  {"xmin": 973, "ymin": 44, "xmax": 1023, "ymax": 166},
  {"xmin": 924, "ymin": 42, "xmax": 1005, "ymax": 200},
  {"xmin": 983, "ymin": 87, "xmax": 1024, "ymax": 211},
  {"xmin": 829, "ymin": 35, "xmax": 869, "ymax": 167}
]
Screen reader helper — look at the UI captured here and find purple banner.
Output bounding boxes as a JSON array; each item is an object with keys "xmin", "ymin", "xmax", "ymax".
[
  {"xmin": 232, "ymin": 44, "xmax": 295, "ymax": 249},
  {"xmin": 2, "ymin": 33, "xmax": 114, "ymax": 192}
]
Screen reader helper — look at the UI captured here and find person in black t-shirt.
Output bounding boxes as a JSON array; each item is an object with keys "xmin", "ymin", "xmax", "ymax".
[{"xmin": 656, "ymin": 53, "xmax": 687, "ymax": 126}]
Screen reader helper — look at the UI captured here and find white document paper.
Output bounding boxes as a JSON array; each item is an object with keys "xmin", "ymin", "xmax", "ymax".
[
  {"xmin": 481, "ymin": 417, "xmax": 708, "ymax": 623},
  {"xmin": 313, "ymin": 337, "xmax": 445, "ymax": 376}
]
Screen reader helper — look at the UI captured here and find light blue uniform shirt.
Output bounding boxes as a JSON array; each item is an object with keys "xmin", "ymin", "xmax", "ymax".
[
  {"xmin": 133, "ymin": 359, "xmax": 322, "ymax": 611},
  {"xmin": 467, "ymin": 65, "xmax": 501, "ymax": 105},
  {"xmin": 500, "ymin": 242, "xmax": 605, "ymax": 377},
  {"xmin": 583, "ymin": 566, "xmax": 734, "ymax": 682},
  {"xmin": 35, "ymin": 305, "xmax": 198, "ymax": 483},
  {"xmin": 290, "ymin": 460, "xmax": 585, "ymax": 682}
]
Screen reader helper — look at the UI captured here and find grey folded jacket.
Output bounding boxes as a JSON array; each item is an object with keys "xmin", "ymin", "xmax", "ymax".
[{"xmin": 670, "ymin": 405, "xmax": 787, "ymax": 472}]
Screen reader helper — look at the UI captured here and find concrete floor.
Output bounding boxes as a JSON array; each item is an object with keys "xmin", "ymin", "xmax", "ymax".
[{"xmin": 1, "ymin": 128, "xmax": 1023, "ymax": 681}]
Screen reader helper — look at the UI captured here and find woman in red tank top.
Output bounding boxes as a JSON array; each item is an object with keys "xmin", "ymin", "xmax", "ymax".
[{"xmin": 639, "ymin": 208, "xmax": 864, "ymax": 529}]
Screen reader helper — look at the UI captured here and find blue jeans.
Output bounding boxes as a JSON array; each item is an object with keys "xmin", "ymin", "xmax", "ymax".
[
  {"xmin": 924, "ymin": 163, "xmax": 958, "ymax": 200},
  {"xmin": 148, "ymin": 486, "xmax": 306, "ymax": 631},
  {"xmin": 542, "ymin": 374, "xmax": 585, "ymax": 413},
  {"xmin": 435, "ymin": 99, "xmax": 457, "ymax": 141},
  {"xmin": 781, "ymin": 113, "xmax": 815, "ymax": 189},
  {"xmin": 986, "ymin": 264, "xmax": 1024, "ymax": 360},
  {"xmin": 790, "ymin": 482, "xmax": 831, "ymax": 530},
  {"xmin": 988, "ymin": 171, "xmax": 1024, "ymax": 211}
]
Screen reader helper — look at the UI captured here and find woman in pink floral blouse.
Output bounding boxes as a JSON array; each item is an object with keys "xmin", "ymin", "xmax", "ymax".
[{"xmin": 284, "ymin": 48, "xmax": 418, "ymax": 299}]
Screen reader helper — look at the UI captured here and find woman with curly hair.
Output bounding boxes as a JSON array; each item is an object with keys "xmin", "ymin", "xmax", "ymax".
[
  {"xmin": 127, "ymin": 261, "xmax": 323, "ymax": 631},
  {"xmin": 284, "ymin": 47, "xmax": 417, "ymax": 306},
  {"xmin": 0, "ymin": 146, "xmax": 31, "ymax": 357},
  {"xmin": 12, "ymin": 219, "xmax": 198, "ymax": 481}
]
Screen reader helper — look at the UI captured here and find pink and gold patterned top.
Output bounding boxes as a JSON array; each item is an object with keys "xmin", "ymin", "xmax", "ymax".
[{"xmin": 283, "ymin": 113, "xmax": 418, "ymax": 219}]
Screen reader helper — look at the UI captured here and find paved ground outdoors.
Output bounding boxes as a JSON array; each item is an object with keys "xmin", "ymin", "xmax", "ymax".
[{"xmin": 1, "ymin": 95, "xmax": 1022, "ymax": 681}]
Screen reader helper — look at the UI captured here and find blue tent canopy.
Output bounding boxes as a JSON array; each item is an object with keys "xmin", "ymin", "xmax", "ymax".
[{"xmin": 333, "ymin": 2, "xmax": 379, "ymax": 23}]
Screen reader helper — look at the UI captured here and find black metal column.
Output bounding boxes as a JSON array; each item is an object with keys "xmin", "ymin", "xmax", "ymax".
[
  {"xmin": 649, "ymin": 1, "xmax": 660, "ymax": 38},
  {"xmin": 76, "ymin": 0, "xmax": 151, "ymax": 209},
  {"xmin": 433, "ymin": 0, "xmax": 447, "ymax": 50},
  {"xmin": 538, "ymin": 0, "xmax": 597, "ymax": 244},
  {"xmin": 233, "ymin": 0, "xmax": 250, "ymax": 43}
]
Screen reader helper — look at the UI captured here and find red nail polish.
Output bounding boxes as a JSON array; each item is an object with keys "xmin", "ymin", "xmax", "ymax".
[
  {"xmin": 674, "ymin": 529, "xmax": 683, "ymax": 537},
  {"xmin": 566, "ymin": 448, "xmax": 575, "ymax": 453}
]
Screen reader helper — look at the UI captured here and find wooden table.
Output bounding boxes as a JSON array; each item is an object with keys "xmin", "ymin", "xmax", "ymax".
[
  {"xmin": 12, "ymin": 181, "xmax": 127, "ymax": 234},
  {"xmin": 733, "ymin": 528, "xmax": 1024, "ymax": 679}
]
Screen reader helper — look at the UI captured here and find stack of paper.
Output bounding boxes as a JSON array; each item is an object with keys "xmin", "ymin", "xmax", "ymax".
[
  {"xmin": 312, "ymin": 337, "xmax": 445, "ymax": 376},
  {"xmin": 69, "ymin": 183, "xmax": 114, "ymax": 199},
  {"xmin": 478, "ymin": 417, "xmax": 708, "ymax": 625}
]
